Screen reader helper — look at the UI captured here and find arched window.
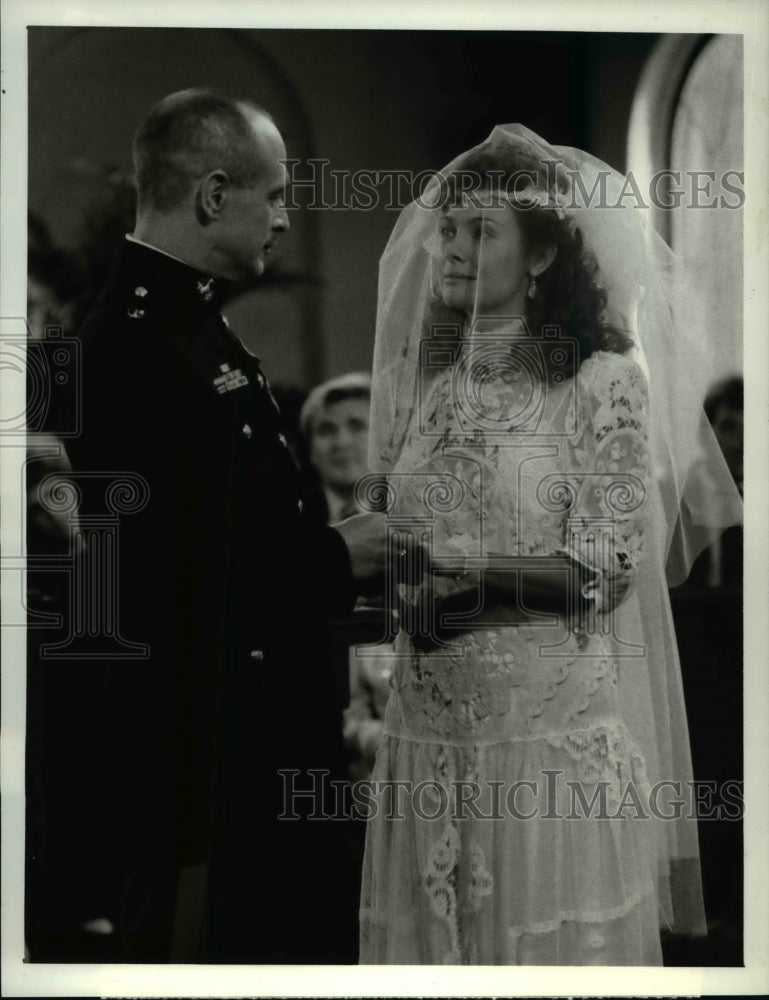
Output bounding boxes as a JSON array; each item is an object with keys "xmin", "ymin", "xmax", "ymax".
[{"xmin": 627, "ymin": 34, "xmax": 743, "ymax": 383}]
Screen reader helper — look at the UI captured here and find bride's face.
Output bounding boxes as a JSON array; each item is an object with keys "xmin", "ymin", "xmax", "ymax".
[{"xmin": 437, "ymin": 194, "xmax": 532, "ymax": 319}]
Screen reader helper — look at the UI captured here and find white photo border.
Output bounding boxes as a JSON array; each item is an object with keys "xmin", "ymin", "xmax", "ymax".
[{"xmin": 2, "ymin": 1, "xmax": 767, "ymax": 996}]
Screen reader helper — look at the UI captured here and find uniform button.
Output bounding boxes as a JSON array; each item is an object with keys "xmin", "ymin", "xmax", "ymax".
[
  {"xmin": 249, "ymin": 649, "xmax": 265, "ymax": 661},
  {"xmin": 242, "ymin": 423, "xmax": 252, "ymax": 438}
]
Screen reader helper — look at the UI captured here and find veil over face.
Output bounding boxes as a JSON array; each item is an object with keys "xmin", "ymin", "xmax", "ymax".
[
  {"xmin": 369, "ymin": 124, "xmax": 741, "ymax": 577},
  {"xmin": 431, "ymin": 192, "xmax": 541, "ymax": 318},
  {"xmin": 365, "ymin": 124, "xmax": 742, "ymax": 943}
]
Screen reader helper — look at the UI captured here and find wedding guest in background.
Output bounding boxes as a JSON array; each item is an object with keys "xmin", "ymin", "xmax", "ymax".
[
  {"xmin": 297, "ymin": 372, "xmax": 395, "ymax": 962},
  {"xmin": 33, "ymin": 161, "xmax": 137, "ymax": 332},
  {"xmin": 668, "ymin": 374, "xmax": 743, "ymax": 965},
  {"xmin": 299, "ymin": 373, "xmax": 394, "ymax": 780},
  {"xmin": 299, "ymin": 372, "xmax": 373, "ymax": 524},
  {"xmin": 705, "ymin": 376, "xmax": 743, "ymax": 496},
  {"xmin": 27, "ymin": 214, "xmax": 81, "ymax": 340}
]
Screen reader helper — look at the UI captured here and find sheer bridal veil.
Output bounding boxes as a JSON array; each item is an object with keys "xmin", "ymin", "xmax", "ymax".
[{"xmin": 367, "ymin": 124, "xmax": 743, "ymax": 936}]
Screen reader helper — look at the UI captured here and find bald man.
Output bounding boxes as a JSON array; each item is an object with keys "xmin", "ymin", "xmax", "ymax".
[{"xmin": 31, "ymin": 89, "xmax": 387, "ymax": 964}]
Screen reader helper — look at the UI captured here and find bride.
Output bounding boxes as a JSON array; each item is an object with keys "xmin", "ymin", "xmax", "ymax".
[{"xmin": 358, "ymin": 125, "xmax": 741, "ymax": 965}]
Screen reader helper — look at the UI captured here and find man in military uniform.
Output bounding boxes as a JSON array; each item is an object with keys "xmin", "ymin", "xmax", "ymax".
[{"xmin": 29, "ymin": 89, "xmax": 390, "ymax": 963}]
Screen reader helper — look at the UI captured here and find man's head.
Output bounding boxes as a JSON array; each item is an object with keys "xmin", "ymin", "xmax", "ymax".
[
  {"xmin": 300, "ymin": 374, "xmax": 372, "ymax": 494},
  {"xmin": 132, "ymin": 88, "xmax": 289, "ymax": 280}
]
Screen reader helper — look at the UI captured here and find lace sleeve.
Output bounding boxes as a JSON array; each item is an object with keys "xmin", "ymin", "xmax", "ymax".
[{"xmin": 560, "ymin": 352, "xmax": 651, "ymax": 613}]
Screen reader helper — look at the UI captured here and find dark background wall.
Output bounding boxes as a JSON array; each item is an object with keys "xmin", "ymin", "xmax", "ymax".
[{"xmin": 28, "ymin": 27, "xmax": 658, "ymax": 388}]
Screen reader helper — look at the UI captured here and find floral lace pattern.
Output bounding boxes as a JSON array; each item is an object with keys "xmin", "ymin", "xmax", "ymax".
[
  {"xmin": 545, "ymin": 721, "xmax": 651, "ymax": 808},
  {"xmin": 364, "ymin": 351, "xmax": 658, "ymax": 963},
  {"xmin": 565, "ymin": 356, "xmax": 650, "ymax": 611},
  {"xmin": 386, "ymin": 351, "xmax": 650, "ymax": 743},
  {"xmin": 393, "ymin": 629, "xmax": 539, "ymax": 737},
  {"xmin": 421, "ymin": 822, "xmax": 496, "ymax": 964}
]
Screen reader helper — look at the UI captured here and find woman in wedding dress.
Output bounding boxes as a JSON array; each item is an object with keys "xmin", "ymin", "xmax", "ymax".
[{"xmin": 358, "ymin": 125, "xmax": 741, "ymax": 965}]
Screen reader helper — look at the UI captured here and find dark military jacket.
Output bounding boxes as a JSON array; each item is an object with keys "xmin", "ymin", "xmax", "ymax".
[{"xmin": 47, "ymin": 239, "xmax": 358, "ymax": 961}]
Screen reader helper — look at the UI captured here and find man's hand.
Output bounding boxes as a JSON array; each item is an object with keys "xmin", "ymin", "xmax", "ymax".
[
  {"xmin": 334, "ymin": 512, "xmax": 431, "ymax": 597},
  {"xmin": 332, "ymin": 512, "xmax": 389, "ymax": 587}
]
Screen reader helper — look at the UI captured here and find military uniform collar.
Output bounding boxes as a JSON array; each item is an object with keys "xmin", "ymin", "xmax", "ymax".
[{"xmin": 116, "ymin": 236, "xmax": 231, "ymax": 313}]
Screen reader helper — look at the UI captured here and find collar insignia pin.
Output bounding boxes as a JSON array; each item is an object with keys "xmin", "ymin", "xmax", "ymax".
[{"xmin": 197, "ymin": 278, "xmax": 215, "ymax": 302}]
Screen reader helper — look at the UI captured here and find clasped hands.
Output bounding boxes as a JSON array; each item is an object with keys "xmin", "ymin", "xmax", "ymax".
[
  {"xmin": 334, "ymin": 517, "xmax": 583, "ymax": 644},
  {"xmin": 332, "ymin": 512, "xmax": 480, "ymax": 601}
]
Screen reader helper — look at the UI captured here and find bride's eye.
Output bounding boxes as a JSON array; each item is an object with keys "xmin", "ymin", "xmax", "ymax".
[{"xmin": 439, "ymin": 224, "xmax": 455, "ymax": 239}]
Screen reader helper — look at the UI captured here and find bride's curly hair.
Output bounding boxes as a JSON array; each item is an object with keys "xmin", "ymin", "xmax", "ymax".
[{"xmin": 424, "ymin": 142, "xmax": 634, "ymax": 377}]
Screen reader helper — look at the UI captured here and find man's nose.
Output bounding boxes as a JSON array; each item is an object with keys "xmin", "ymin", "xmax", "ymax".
[
  {"xmin": 273, "ymin": 204, "xmax": 290, "ymax": 232},
  {"xmin": 334, "ymin": 427, "xmax": 352, "ymax": 448}
]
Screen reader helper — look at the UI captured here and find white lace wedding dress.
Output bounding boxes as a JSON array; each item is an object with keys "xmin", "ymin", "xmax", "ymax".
[{"xmin": 359, "ymin": 349, "xmax": 670, "ymax": 965}]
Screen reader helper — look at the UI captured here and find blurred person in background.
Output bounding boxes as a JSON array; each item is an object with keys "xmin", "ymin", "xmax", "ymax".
[
  {"xmin": 667, "ymin": 374, "xmax": 743, "ymax": 965},
  {"xmin": 706, "ymin": 376, "xmax": 743, "ymax": 496},
  {"xmin": 27, "ymin": 214, "xmax": 82, "ymax": 340},
  {"xmin": 299, "ymin": 373, "xmax": 394, "ymax": 780},
  {"xmin": 31, "ymin": 162, "xmax": 137, "ymax": 333},
  {"xmin": 299, "ymin": 372, "xmax": 373, "ymax": 524},
  {"xmin": 699, "ymin": 376, "xmax": 743, "ymax": 586},
  {"xmin": 298, "ymin": 373, "xmax": 395, "ymax": 963}
]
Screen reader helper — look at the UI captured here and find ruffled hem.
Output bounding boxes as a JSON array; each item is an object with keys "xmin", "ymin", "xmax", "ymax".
[
  {"xmin": 359, "ymin": 727, "xmax": 666, "ymax": 965},
  {"xmin": 506, "ymin": 884, "xmax": 655, "ymax": 938},
  {"xmin": 361, "ymin": 888, "xmax": 662, "ymax": 965}
]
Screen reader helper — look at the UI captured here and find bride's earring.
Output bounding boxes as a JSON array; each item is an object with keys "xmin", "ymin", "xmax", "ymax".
[{"xmin": 527, "ymin": 273, "xmax": 538, "ymax": 299}]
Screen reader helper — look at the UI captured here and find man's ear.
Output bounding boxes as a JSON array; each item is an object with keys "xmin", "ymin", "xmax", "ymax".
[
  {"xmin": 531, "ymin": 243, "xmax": 557, "ymax": 278},
  {"xmin": 197, "ymin": 170, "xmax": 229, "ymax": 223}
]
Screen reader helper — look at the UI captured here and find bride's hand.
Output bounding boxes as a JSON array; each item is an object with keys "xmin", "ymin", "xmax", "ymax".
[{"xmin": 389, "ymin": 536, "xmax": 432, "ymax": 587}]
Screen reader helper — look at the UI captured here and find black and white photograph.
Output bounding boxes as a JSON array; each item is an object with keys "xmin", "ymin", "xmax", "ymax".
[{"xmin": 1, "ymin": 1, "xmax": 767, "ymax": 996}]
